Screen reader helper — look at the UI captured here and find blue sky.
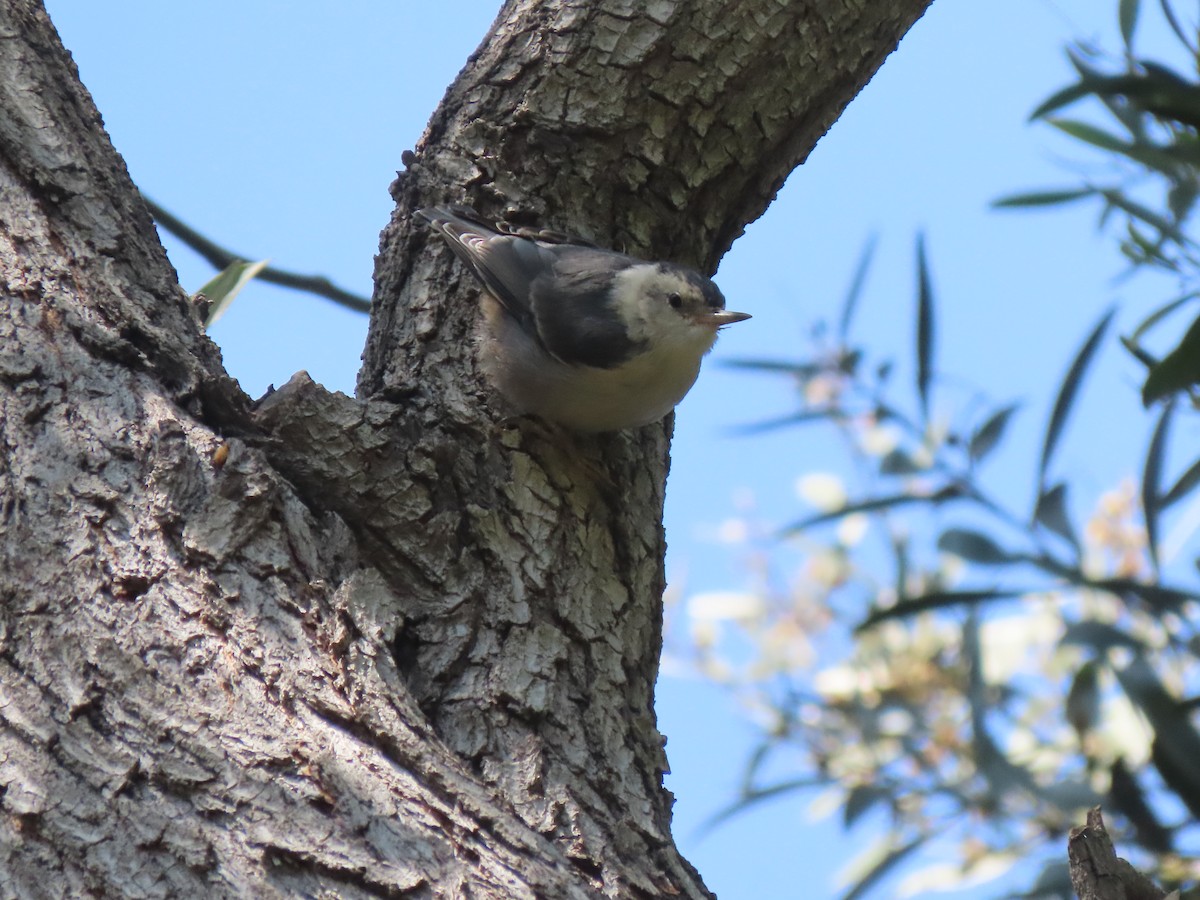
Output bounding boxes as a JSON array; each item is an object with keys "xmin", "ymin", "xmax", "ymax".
[{"xmin": 45, "ymin": 1, "xmax": 1186, "ymax": 896}]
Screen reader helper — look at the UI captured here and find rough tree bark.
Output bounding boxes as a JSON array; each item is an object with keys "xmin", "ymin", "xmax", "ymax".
[
  {"xmin": 1068, "ymin": 808, "xmax": 1167, "ymax": 900},
  {"xmin": 0, "ymin": 1, "xmax": 931, "ymax": 897}
]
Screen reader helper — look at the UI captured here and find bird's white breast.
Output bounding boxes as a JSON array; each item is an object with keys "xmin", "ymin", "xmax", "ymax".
[{"xmin": 478, "ymin": 294, "xmax": 718, "ymax": 431}]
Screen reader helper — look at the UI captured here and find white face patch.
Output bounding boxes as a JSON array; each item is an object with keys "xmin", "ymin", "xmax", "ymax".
[{"xmin": 610, "ymin": 266, "xmax": 711, "ymax": 348}]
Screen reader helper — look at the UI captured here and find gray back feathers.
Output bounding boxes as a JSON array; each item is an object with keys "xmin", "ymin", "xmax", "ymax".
[{"xmin": 418, "ymin": 206, "xmax": 645, "ymax": 368}]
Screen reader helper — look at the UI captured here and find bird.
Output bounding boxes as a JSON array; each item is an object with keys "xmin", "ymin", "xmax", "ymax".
[{"xmin": 417, "ymin": 205, "xmax": 750, "ymax": 432}]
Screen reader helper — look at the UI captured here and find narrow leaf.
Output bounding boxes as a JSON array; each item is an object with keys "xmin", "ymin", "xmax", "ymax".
[
  {"xmin": 698, "ymin": 777, "xmax": 821, "ymax": 836},
  {"xmin": 1152, "ymin": 735, "xmax": 1200, "ymax": 821},
  {"xmin": 1110, "ymin": 138, "xmax": 1190, "ymax": 179},
  {"xmin": 992, "ymin": 187, "xmax": 1095, "ymax": 209},
  {"xmin": 1119, "ymin": 0, "xmax": 1140, "ymax": 49},
  {"xmin": 1065, "ymin": 660, "xmax": 1101, "ymax": 735},
  {"xmin": 1142, "ymin": 401, "xmax": 1174, "ymax": 572},
  {"xmin": 1142, "ymin": 312, "xmax": 1200, "ymax": 404},
  {"xmin": 723, "ymin": 358, "xmax": 822, "ymax": 376},
  {"xmin": 1037, "ymin": 307, "xmax": 1116, "ymax": 491},
  {"xmin": 738, "ymin": 742, "xmax": 774, "ymax": 794},
  {"xmin": 1161, "ymin": 455, "xmax": 1200, "ymax": 509},
  {"xmin": 1065, "ymin": 48, "xmax": 1110, "ymax": 86},
  {"xmin": 1103, "ymin": 189, "xmax": 1189, "ymax": 245},
  {"xmin": 1116, "ymin": 656, "xmax": 1200, "ymax": 815},
  {"xmin": 1116, "ymin": 655, "xmax": 1189, "ymax": 729},
  {"xmin": 1094, "ymin": 577, "xmax": 1196, "ymax": 613},
  {"xmin": 839, "ymin": 234, "xmax": 877, "ymax": 342},
  {"xmin": 1127, "ymin": 292, "xmax": 1198, "ymax": 344},
  {"xmin": 728, "ymin": 410, "xmax": 829, "ymax": 436},
  {"xmin": 724, "ymin": 412, "xmax": 830, "ymax": 436},
  {"xmin": 1120, "ymin": 334, "xmax": 1158, "ymax": 370},
  {"xmin": 857, "ymin": 589, "xmax": 1026, "ymax": 630},
  {"xmin": 1060, "ymin": 620, "xmax": 1145, "ymax": 653},
  {"xmin": 1109, "ymin": 757, "xmax": 1174, "ymax": 854},
  {"xmin": 1030, "ymin": 81, "xmax": 1094, "ymax": 121},
  {"xmin": 1034, "ymin": 482, "xmax": 1081, "ymax": 554},
  {"xmin": 879, "ymin": 449, "xmax": 923, "ymax": 475},
  {"xmin": 969, "ymin": 403, "xmax": 1020, "ymax": 463},
  {"xmin": 841, "ymin": 836, "xmax": 926, "ymax": 900},
  {"xmin": 843, "ymin": 785, "xmax": 891, "ymax": 830},
  {"xmin": 198, "ymin": 258, "xmax": 270, "ymax": 328},
  {"xmin": 915, "ymin": 234, "xmax": 935, "ymax": 421},
  {"xmin": 1160, "ymin": 0, "xmax": 1197, "ymax": 53},
  {"xmin": 937, "ymin": 528, "xmax": 1016, "ymax": 564},
  {"xmin": 1048, "ymin": 118, "xmax": 1132, "ymax": 154},
  {"xmin": 781, "ymin": 486, "xmax": 962, "ymax": 535}
]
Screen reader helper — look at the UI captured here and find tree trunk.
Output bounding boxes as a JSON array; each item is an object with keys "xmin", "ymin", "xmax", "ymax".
[
  {"xmin": 0, "ymin": 1, "xmax": 931, "ymax": 896},
  {"xmin": 1068, "ymin": 808, "xmax": 1166, "ymax": 900}
]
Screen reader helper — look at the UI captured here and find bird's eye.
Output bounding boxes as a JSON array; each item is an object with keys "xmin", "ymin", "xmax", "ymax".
[{"xmin": 667, "ymin": 292, "xmax": 683, "ymax": 309}]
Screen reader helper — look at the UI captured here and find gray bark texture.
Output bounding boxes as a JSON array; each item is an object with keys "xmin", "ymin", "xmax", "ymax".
[
  {"xmin": 1068, "ymin": 808, "xmax": 1167, "ymax": 900},
  {"xmin": 0, "ymin": 0, "xmax": 931, "ymax": 897}
]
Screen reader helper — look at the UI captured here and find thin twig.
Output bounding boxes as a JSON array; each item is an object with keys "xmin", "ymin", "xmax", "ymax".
[{"xmin": 144, "ymin": 196, "xmax": 372, "ymax": 314}]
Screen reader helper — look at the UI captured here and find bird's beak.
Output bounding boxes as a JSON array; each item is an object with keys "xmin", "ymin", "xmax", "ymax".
[{"xmin": 694, "ymin": 309, "xmax": 752, "ymax": 328}]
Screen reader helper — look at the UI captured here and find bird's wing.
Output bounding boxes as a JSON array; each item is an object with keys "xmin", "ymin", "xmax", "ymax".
[
  {"xmin": 417, "ymin": 207, "xmax": 542, "ymax": 320},
  {"xmin": 418, "ymin": 206, "xmax": 643, "ymax": 368},
  {"xmin": 526, "ymin": 247, "xmax": 645, "ymax": 369}
]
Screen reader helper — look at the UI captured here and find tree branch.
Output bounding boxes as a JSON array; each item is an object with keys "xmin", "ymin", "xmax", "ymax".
[
  {"xmin": 1068, "ymin": 807, "xmax": 1168, "ymax": 900},
  {"xmin": 145, "ymin": 196, "xmax": 372, "ymax": 314}
]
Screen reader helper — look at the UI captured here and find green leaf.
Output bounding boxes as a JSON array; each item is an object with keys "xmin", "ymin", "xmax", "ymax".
[
  {"xmin": 728, "ymin": 410, "xmax": 830, "ymax": 436},
  {"xmin": 198, "ymin": 258, "xmax": 270, "ymax": 329},
  {"xmin": 838, "ymin": 234, "xmax": 877, "ymax": 343},
  {"xmin": 1167, "ymin": 180, "xmax": 1197, "ymax": 224},
  {"xmin": 840, "ymin": 835, "xmax": 926, "ymax": 900},
  {"xmin": 1103, "ymin": 189, "xmax": 1189, "ymax": 246},
  {"xmin": 1029, "ymin": 81, "xmax": 1095, "ymax": 120},
  {"xmin": 1048, "ymin": 118, "xmax": 1131, "ymax": 154},
  {"xmin": 698, "ymin": 776, "xmax": 822, "ymax": 836},
  {"xmin": 879, "ymin": 448, "xmax": 923, "ymax": 475},
  {"xmin": 1142, "ymin": 401, "xmax": 1173, "ymax": 572},
  {"xmin": 1037, "ymin": 307, "xmax": 1116, "ymax": 492},
  {"xmin": 1119, "ymin": 0, "xmax": 1140, "ymax": 49},
  {"xmin": 915, "ymin": 234, "xmax": 935, "ymax": 421},
  {"xmin": 1152, "ymin": 735, "xmax": 1200, "ymax": 820},
  {"xmin": 1142, "ymin": 312, "xmax": 1200, "ymax": 403},
  {"xmin": 992, "ymin": 187, "xmax": 1095, "ymax": 209},
  {"xmin": 1120, "ymin": 334, "xmax": 1158, "ymax": 370},
  {"xmin": 1115, "ymin": 656, "xmax": 1200, "ymax": 815},
  {"xmin": 722, "ymin": 358, "xmax": 823, "ymax": 377},
  {"xmin": 1159, "ymin": 0, "xmax": 1196, "ymax": 53},
  {"xmin": 1093, "ymin": 577, "xmax": 1196, "ymax": 613},
  {"xmin": 1135, "ymin": 62, "xmax": 1200, "ymax": 129},
  {"xmin": 1108, "ymin": 757, "xmax": 1173, "ymax": 854},
  {"xmin": 781, "ymin": 486, "xmax": 963, "ymax": 535},
  {"xmin": 968, "ymin": 403, "xmax": 1020, "ymax": 463},
  {"xmin": 1161, "ymin": 454, "xmax": 1200, "ymax": 509},
  {"xmin": 937, "ymin": 528, "xmax": 1015, "ymax": 564},
  {"xmin": 1054, "ymin": 57, "xmax": 1200, "ymax": 131},
  {"xmin": 1113, "ymin": 654, "xmax": 1178, "ymax": 726},
  {"xmin": 1065, "ymin": 660, "xmax": 1101, "ymax": 735},
  {"xmin": 857, "ymin": 589, "xmax": 1027, "ymax": 630},
  {"xmin": 843, "ymin": 785, "xmax": 891, "ymax": 830},
  {"xmin": 974, "ymin": 722, "xmax": 1039, "ymax": 797},
  {"xmin": 1033, "ymin": 482, "xmax": 1081, "ymax": 554},
  {"xmin": 1060, "ymin": 620, "xmax": 1145, "ymax": 653},
  {"xmin": 1115, "ymin": 139, "xmax": 1190, "ymax": 179},
  {"xmin": 1127, "ymin": 292, "xmax": 1197, "ymax": 344}
]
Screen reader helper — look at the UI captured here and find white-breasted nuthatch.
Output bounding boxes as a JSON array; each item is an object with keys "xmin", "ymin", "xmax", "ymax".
[{"xmin": 417, "ymin": 205, "xmax": 751, "ymax": 432}]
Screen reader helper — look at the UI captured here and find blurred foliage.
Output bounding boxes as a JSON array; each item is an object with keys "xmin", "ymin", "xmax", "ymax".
[
  {"xmin": 675, "ymin": 2, "xmax": 1200, "ymax": 896},
  {"xmin": 996, "ymin": 0, "xmax": 1200, "ymax": 407}
]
